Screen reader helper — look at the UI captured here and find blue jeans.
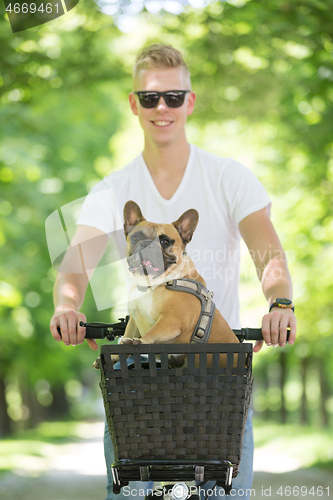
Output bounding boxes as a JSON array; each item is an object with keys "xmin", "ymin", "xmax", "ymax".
[
  {"xmin": 104, "ymin": 409, "xmax": 254, "ymax": 499},
  {"xmin": 196, "ymin": 409, "xmax": 254, "ymax": 499}
]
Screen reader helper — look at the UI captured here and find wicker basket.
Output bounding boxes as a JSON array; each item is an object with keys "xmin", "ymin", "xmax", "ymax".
[{"xmin": 100, "ymin": 343, "xmax": 253, "ymax": 478}]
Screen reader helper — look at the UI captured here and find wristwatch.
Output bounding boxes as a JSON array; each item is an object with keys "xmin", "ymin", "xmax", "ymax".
[{"xmin": 269, "ymin": 298, "xmax": 295, "ymax": 312}]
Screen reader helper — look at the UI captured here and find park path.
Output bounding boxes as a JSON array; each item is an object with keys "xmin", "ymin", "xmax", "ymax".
[{"xmin": 0, "ymin": 421, "xmax": 332, "ymax": 500}]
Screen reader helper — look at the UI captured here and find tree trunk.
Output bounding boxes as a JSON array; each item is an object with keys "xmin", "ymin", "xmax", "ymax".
[
  {"xmin": 50, "ymin": 385, "xmax": 70, "ymax": 418},
  {"xmin": 280, "ymin": 350, "xmax": 287, "ymax": 424},
  {"xmin": 28, "ymin": 387, "xmax": 48, "ymax": 427},
  {"xmin": 263, "ymin": 370, "xmax": 270, "ymax": 420},
  {"xmin": 318, "ymin": 362, "xmax": 330, "ymax": 427},
  {"xmin": 0, "ymin": 376, "xmax": 12, "ymax": 437},
  {"xmin": 300, "ymin": 357, "xmax": 308, "ymax": 424}
]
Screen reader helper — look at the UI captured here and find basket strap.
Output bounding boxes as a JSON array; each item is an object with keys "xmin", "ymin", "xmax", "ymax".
[{"xmin": 165, "ymin": 278, "xmax": 216, "ymax": 344}]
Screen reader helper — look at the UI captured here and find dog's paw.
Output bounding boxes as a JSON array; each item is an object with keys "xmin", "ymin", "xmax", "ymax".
[
  {"xmin": 92, "ymin": 357, "xmax": 100, "ymax": 370},
  {"xmin": 132, "ymin": 338, "xmax": 143, "ymax": 345},
  {"xmin": 120, "ymin": 338, "xmax": 134, "ymax": 345}
]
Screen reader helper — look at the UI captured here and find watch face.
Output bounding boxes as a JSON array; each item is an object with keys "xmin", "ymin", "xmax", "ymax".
[{"xmin": 276, "ymin": 298, "xmax": 292, "ymax": 306}]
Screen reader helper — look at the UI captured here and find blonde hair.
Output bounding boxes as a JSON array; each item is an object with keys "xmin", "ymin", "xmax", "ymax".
[{"xmin": 133, "ymin": 44, "xmax": 191, "ymax": 90}]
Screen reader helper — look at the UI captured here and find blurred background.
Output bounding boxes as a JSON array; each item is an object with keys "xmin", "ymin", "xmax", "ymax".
[{"xmin": 0, "ymin": 0, "xmax": 333, "ymax": 491}]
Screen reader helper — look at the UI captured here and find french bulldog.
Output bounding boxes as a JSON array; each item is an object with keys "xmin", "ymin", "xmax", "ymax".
[{"xmin": 119, "ymin": 201, "xmax": 239, "ymax": 364}]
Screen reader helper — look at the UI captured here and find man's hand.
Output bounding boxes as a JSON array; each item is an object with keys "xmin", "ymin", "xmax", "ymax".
[
  {"xmin": 50, "ymin": 309, "xmax": 98, "ymax": 351},
  {"xmin": 254, "ymin": 308, "xmax": 297, "ymax": 353}
]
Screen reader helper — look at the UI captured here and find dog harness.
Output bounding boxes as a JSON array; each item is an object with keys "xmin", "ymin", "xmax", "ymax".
[{"xmin": 165, "ymin": 278, "xmax": 216, "ymax": 344}]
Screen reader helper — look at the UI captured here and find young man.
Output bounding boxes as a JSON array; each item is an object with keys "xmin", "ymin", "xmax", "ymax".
[{"xmin": 50, "ymin": 45, "xmax": 297, "ymax": 499}]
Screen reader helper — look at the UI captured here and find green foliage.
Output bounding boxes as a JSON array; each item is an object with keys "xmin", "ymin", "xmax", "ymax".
[
  {"xmin": 0, "ymin": 0, "xmax": 126, "ymax": 416},
  {"xmin": 0, "ymin": 0, "xmax": 332, "ymax": 429}
]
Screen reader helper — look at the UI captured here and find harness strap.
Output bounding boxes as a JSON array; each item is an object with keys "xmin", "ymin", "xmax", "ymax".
[{"xmin": 165, "ymin": 278, "xmax": 216, "ymax": 344}]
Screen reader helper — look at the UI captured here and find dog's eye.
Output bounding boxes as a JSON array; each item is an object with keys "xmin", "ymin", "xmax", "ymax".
[
  {"xmin": 131, "ymin": 234, "xmax": 140, "ymax": 242},
  {"xmin": 160, "ymin": 238, "xmax": 170, "ymax": 248}
]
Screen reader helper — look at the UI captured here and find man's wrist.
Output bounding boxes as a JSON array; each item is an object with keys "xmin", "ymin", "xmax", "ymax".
[
  {"xmin": 269, "ymin": 306, "xmax": 295, "ymax": 313},
  {"xmin": 269, "ymin": 298, "xmax": 294, "ymax": 313},
  {"xmin": 54, "ymin": 304, "xmax": 79, "ymax": 313}
]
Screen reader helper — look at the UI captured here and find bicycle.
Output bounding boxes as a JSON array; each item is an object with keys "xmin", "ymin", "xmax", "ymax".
[{"xmin": 58, "ymin": 318, "xmax": 289, "ymax": 499}]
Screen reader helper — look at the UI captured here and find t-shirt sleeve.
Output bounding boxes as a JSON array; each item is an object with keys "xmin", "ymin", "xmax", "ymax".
[
  {"xmin": 220, "ymin": 159, "xmax": 272, "ymax": 226},
  {"xmin": 76, "ymin": 181, "xmax": 123, "ymax": 235}
]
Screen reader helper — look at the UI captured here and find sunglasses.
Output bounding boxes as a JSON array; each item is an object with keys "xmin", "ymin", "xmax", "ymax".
[{"xmin": 134, "ymin": 90, "xmax": 190, "ymax": 109}]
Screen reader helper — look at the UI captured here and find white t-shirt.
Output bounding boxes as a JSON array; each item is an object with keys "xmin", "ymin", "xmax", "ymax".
[{"xmin": 77, "ymin": 144, "xmax": 271, "ymax": 328}]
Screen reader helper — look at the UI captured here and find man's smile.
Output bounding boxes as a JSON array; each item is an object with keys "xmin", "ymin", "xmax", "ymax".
[{"xmin": 152, "ymin": 120, "xmax": 173, "ymax": 127}]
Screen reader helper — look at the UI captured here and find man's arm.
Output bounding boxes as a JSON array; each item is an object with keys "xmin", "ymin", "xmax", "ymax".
[
  {"xmin": 50, "ymin": 225, "xmax": 108, "ymax": 350},
  {"xmin": 239, "ymin": 207, "xmax": 297, "ymax": 352}
]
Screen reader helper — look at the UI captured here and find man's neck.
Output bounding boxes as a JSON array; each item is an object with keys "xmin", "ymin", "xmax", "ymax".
[
  {"xmin": 142, "ymin": 138, "xmax": 191, "ymax": 200},
  {"xmin": 142, "ymin": 137, "xmax": 191, "ymax": 177}
]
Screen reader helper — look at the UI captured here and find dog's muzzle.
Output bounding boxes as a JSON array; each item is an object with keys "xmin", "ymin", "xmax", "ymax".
[
  {"xmin": 127, "ymin": 251, "xmax": 142, "ymax": 270},
  {"xmin": 127, "ymin": 239, "xmax": 165, "ymax": 274}
]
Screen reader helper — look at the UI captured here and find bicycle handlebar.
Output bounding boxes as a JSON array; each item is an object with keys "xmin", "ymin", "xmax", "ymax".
[{"xmin": 57, "ymin": 316, "xmax": 290, "ymax": 342}]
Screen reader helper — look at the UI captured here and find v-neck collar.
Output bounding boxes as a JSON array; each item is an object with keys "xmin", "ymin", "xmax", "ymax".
[{"xmin": 139, "ymin": 144, "xmax": 194, "ymax": 206}]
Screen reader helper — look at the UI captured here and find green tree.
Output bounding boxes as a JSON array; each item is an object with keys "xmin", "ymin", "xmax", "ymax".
[{"xmin": 1, "ymin": 0, "xmax": 332, "ymax": 433}]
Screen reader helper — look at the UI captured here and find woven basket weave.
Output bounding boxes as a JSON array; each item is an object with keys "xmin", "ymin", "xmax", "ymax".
[{"xmin": 100, "ymin": 343, "xmax": 253, "ymax": 477}]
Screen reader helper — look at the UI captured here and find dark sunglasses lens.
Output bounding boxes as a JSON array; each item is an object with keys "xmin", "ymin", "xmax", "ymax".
[
  {"xmin": 138, "ymin": 92, "xmax": 187, "ymax": 108},
  {"xmin": 139, "ymin": 94, "xmax": 160, "ymax": 108},
  {"xmin": 164, "ymin": 92, "xmax": 185, "ymax": 108}
]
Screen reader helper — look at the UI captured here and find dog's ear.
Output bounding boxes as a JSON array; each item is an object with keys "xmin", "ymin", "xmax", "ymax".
[
  {"xmin": 172, "ymin": 209, "xmax": 199, "ymax": 246},
  {"xmin": 123, "ymin": 201, "xmax": 146, "ymax": 237}
]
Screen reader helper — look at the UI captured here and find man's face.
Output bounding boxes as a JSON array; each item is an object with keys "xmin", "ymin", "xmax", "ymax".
[{"xmin": 129, "ymin": 67, "xmax": 196, "ymax": 147}]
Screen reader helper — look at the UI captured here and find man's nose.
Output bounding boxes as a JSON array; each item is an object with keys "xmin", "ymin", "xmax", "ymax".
[{"xmin": 156, "ymin": 97, "xmax": 168, "ymax": 110}]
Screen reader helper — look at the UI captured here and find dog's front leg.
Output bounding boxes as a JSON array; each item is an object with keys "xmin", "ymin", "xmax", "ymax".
[
  {"xmin": 129, "ymin": 318, "xmax": 187, "ymax": 366},
  {"xmin": 137, "ymin": 316, "xmax": 181, "ymax": 344},
  {"xmin": 120, "ymin": 316, "xmax": 141, "ymax": 344}
]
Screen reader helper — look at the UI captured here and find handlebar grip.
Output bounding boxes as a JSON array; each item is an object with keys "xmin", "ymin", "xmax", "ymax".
[
  {"xmin": 56, "ymin": 325, "xmax": 106, "ymax": 340},
  {"xmin": 245, "ymin": 328, "xmax": 263, "ymax": 341},
  {"xmin": 233, "ymin": 327, "xmax": 291, "ymax": 342},
  {"xmin": 83, "ymin": 326, "xmax": 106, "ymax": 339},
  {"xmin": 233, "ymin": 328, "xmax": 262, "ymax": 341}
]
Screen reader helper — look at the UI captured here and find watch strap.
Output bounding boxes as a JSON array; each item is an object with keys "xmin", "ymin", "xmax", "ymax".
[{"xmin": 269, "ymin": 299, "xmax": 295, "ymax": 313}]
